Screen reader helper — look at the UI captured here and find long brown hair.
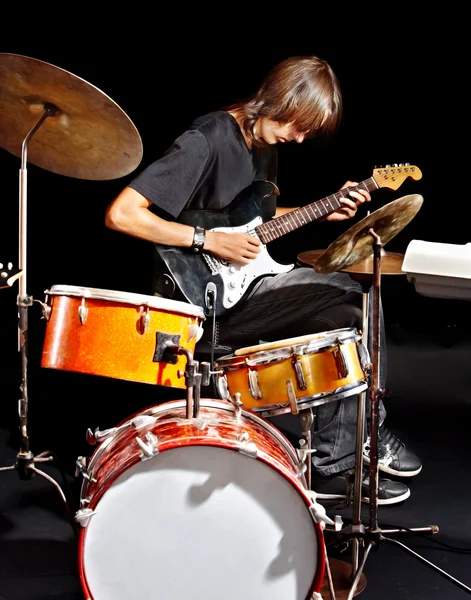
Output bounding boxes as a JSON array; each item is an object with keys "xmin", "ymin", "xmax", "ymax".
[{"xmin": 227, "ymin": 56, "xmax": 343, "ymax": 147}]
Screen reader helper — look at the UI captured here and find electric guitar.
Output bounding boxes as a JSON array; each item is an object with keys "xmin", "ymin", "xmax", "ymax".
[
  {"xmin": 0, "ymin": 262, "xmax": 22, "ymax": 289},
  {"xmin": 154, "ymin": 165, "xmax": 422, "ymax": 316}
]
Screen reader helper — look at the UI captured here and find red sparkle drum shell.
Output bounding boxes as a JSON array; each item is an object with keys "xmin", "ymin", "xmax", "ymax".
[
  {"xmin": 40, "ymin": 285, "xmax": 205, "ymax": 389},
  {"xmin": 76, "ymin": 398, "xmax": 326, "ymax": 600},
  {"xmin": 215, "ymin": 328, "xmax": 371, "ymax": 417}
]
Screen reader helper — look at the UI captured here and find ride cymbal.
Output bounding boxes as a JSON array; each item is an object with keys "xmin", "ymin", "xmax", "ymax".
[
  {"xmin": 314, "ymin": 194, "xmax": 424, "ymax": 274},
  {"xmin": 0, "ymin": 53, "xmax": 143, "ymax": 180}
]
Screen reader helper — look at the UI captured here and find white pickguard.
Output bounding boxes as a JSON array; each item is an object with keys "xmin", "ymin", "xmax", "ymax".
[{"xmin": 205, "ymin": 217, "xmax": 294, "ymax": 311}]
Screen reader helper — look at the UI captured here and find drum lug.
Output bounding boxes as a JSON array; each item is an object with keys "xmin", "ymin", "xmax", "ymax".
[
  {"xmin": 357, "ymin": 341, "xmax": 372, "ymax": 374},
  {"xmin": 333, "ymin": 343, "xmax": 349, "ymax": 379},
  {"xmin": 248, "ymin": 368, "xmax": 262, "ymax": 399},
  {"xmin": 139, "ymin": 306, "xmax": 150, "ymax": 333},
  {"xmin": 292, "ymin": 356, "xmax": 307, "ymax": 390},
  {"xmin": 286, "ymin": 379, "xmax": 300, "ymax": 415},
  {"xmin": 217, "ymin": 375, "xmax": 231, "ymax": 401},
  {"xmin": 136, "ymin": 432, "xmax": 159, "ymax": 460},
  {"xmin": 187, "ymin": 323, "xmax": 204, "ymax": 343},
  {"xmin": 236, "ymin": 431, "xmax": 258, "ymax": 458},
  {"xmin": 74, "ymin": 507, "xmax": 96, "ymax": 528},
  {"xmin": 78, "ymin": 298, "xmax": 88, "ymax": 325}
]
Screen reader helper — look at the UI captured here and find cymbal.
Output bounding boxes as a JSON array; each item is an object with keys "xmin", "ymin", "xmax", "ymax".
[
  {"xmin": 314, "ymin": 194, "xmax": 423, "ymax": 274},
  {"xmin": 298, "ymin": 249, "xmax": 405, "ymax": 275},
  {"xmin": 0, "ymin": 53, "xmax": 143, "ymax": 180}
]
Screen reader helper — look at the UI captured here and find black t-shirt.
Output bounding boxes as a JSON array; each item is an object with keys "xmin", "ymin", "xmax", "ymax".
[{"xmin": 129, "ymin": 111, "xmax": 278, "ymax": 220}]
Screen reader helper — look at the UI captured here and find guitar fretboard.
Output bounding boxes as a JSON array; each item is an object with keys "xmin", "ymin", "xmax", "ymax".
[{"xmin": 255, "ymin": 177, "xmax": 379, "ymax": 243}]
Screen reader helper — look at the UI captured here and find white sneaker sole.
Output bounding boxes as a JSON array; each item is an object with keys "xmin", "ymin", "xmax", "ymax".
[
  {"xmin": 316, "ymin": 488, "xmax": 411, "ymax": 505},
  {"xmin": 362, "ymin": 486, "xmax": 411, "ymax": 505},
  {"xmin": 363, "ymin": 454, "xmax": 423, "ymax": 477}
]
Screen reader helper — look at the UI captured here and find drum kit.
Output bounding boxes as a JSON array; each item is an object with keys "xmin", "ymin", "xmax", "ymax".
[{"xmin": 0, "ymin": 52, "xmax": 463, "ymax": 600}]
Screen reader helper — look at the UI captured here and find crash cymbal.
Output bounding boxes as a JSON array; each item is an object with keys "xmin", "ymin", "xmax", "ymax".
[
  {"xmin": 314, "ymin": 194, "xmax": 423, "ymax": 275},
  {"xmin": 298, "ymin": 249, "xmax": 405, "ymax": 275},
  {"xmin": 0, "ymin": 53, "xmax": 143, "ymax": 180}
]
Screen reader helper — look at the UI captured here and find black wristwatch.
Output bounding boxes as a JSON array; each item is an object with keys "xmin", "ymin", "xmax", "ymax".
[{"xmin": 191, "ymin": 226, "xmax": 206, "ymax": 253}]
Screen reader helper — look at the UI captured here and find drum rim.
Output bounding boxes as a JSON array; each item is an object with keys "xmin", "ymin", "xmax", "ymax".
[
  {"xmin": 82, "ymin": 398, "xmax": 307, "ymax": 495},
  {"xmin": 233, "ymin": 327, "xmax": 360, "ymax": 357},
  {"xmin": 216, "ymin": 331, "xmax": 361, "ymax": 368},
  {"xmin": 44, "ymin": 284, "xmax": 205, "ymax": 318}
]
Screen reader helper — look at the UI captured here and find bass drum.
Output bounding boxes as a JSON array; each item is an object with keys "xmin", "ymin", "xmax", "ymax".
[{"xmin": 75, "ymin": 398, "xmax": 326, "ymax": 600}]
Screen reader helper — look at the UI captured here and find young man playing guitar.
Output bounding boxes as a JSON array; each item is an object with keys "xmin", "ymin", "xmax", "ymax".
[{"xmin": 105, "ymin": 55, "xmax": 421, "ymax": 504}]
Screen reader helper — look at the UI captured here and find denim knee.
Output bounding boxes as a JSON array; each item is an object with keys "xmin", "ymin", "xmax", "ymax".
[{"xmin": 306, "ymin": 301, "xmax": 363, "ymax": 333}]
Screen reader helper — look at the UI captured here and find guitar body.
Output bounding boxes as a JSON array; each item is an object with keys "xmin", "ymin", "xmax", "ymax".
[{"xmin": 154, "ymin": 185, "xmax": 294, "ymax": 317}]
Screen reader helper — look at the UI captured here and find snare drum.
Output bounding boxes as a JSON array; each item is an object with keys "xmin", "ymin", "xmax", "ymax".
[
  {"xmin": 75, "ymin": 398, "xmax": 326, "ymax": 600},
  {"xmin": 215, "ymin": 328, "xmax": 371, "ymax": 417},
  {"xmin": 40, "ymin": 285, "xmax": 205, "ymax": 389}
]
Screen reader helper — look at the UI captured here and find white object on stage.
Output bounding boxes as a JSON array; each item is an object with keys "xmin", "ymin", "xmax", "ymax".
[{"xmin": 402, "ymin": 239, "xmax": 471, "ymax": 300}]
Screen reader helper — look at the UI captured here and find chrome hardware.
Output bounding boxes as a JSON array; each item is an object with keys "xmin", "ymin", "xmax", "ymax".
[
  {"xmin": 74, "ymin": 507, "xmax": 95, "ymax": 527},
  {"xmin": 78, "ymin": 298, "xmax": 88, "ymax": 325},
  {"xmin": 136, "ymin": 431, "xmax": 159, "ymax": 460},
  {"xmin": 248, "ymin": 369, "xmax": 262, "ymax": 399},
  {"xmin": 139, "ymin": 305, "xmax": 150, "ymax": 334}
]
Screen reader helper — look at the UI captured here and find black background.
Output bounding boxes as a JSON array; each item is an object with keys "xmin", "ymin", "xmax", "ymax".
[{"xmin": 0, "ymin": 17, "xmax": 469, "ymax": 460}]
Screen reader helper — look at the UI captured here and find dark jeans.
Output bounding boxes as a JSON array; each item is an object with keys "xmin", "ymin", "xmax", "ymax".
[{"xmin": 212, "ymin": 266, "xmax": 387, "ymax": 476}]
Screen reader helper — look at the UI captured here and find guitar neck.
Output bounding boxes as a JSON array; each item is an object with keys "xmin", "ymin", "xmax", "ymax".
[{"xmin": 255, "ymin": 176, "xmax": 379, "ymax": 243}]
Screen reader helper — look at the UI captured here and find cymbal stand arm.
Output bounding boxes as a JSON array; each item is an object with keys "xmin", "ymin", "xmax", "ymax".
[
  {"xmin": 351, "ymin": 278, "xmax": 372, "ymax": 575},
  {"xmin": 367, "ymin": 228, "xmax": 383, "ymax": 528}
]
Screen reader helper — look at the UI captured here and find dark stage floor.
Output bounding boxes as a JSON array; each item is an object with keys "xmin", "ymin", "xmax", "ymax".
[{"xmin": 1, "ymin": 323, "xmax": 471, "ymax": 600}]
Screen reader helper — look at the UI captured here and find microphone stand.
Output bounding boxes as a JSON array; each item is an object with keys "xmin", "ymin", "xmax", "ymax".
[
  {"xmin": 342, "ymin": 228, "xmax": 471, "ymax": 599},
  {"xmin": 0, "ymin": 104, "xmax": 75, "ymax": 528}
]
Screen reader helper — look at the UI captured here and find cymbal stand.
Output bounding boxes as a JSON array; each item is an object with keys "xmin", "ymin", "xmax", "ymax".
[
  {"xmin": 343, "ymin": 228, "xmax": 471, "ymax": 599},
  {"xmin": 0, "ymin": 104, "xmax": 75, "ymax": 521},
  {"xmin": 349, "ymin": 277, "xmax": 373, "ymax": 582}
]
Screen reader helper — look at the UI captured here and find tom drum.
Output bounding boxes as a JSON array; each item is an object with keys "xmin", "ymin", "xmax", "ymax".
[
  {"xmin": 40, "ymin": 285, "xmax": 205, "ymax": 389},
  {"xmin": 215, "ymin": 328, "xmax": 371, "ymax": 417}
]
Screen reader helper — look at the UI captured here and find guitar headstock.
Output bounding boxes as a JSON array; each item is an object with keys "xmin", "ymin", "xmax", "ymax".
[
  {"xmin": 0, "ymin": 262, "xmax": 22, "ymax": 289},
  {"xmin": 373, "ymin": 164, "xmax": 422, "ymax": 191}
]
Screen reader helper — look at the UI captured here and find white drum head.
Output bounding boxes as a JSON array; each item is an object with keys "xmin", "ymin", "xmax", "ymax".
[
  {"xmin": 45, "ymin": 284, "xmax": 205, "ymax": 318},
  {"xmin": 82, "ymin": 445, "xmax": 320, "ymax": 599},
  {"xmin": 235, "ymin": 327, "xmax": 359, "ymax": 356}
]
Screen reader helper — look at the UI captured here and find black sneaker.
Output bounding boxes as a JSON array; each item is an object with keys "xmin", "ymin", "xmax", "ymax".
[
  {"xmin": 361, "ymin": 472, "xmax": 410, "ymax": 505},
  {"xmin": 312, "ymin": 469, "xmax": 410, "ymax": 506},
  {"xmin": 363, "ymin": 424, "xmax": 423, "ymax": 477}
]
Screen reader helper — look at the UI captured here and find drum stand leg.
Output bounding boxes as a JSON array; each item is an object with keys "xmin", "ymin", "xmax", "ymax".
[
  {"xmin": 299, "ymin": 408, "xmax": 338, "ymax": 600},
  {"xmin": 299, "ymin": 407, "xmax": 314, "ymax": 490},
  {"xmin": 0, "ymin": 110, "xmax": 77, "ymax": 536},
  {"xmin": 338, "ymin": 229, "xmax": 471, "ymax": 599}
]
